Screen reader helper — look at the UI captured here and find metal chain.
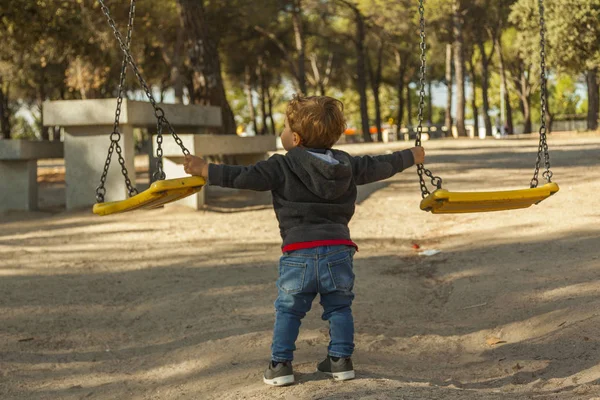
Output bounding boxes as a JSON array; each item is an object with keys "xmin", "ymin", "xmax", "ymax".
[
  {"xmin": 415, "ymin": 0, "xmax": 442, "ymax": 198},
  {"xmin": 531, "ymin": 0, "xmax": 553, "ymax": 188},
  {"xmin": 97, "ymin": 0, "xmax": 190, "ymax": 184},
  {"xmin": 154, "ymin": 118, "xmax": 166, "ymax": 181},
  {"xmin": 95, "ymin": 0, "xmax": 137, "ymax": 203}
]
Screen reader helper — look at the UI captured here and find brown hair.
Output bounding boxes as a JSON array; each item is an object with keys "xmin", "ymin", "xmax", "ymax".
[{"xmin": 285, "ymin": 95, "xmax": 346, "ymax": 149}]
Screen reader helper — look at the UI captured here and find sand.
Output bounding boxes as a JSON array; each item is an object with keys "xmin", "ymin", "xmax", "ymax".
[{"xmin": 2, "ymin": 133, "xmax": 600, "ymax": 400}]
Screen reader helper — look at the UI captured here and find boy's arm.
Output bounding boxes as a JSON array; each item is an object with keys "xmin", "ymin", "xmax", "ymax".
[
  {"xmin": 207, "ymin": 155, "xmax": 284, "ymax": 191},
  {"xmin": 351, "ymin": 148, "xmax": 420, "ymax": 185}
]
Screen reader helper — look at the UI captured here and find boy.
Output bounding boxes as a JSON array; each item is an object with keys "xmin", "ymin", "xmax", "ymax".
[{"xmin": 184, "ymin": 95, "xmax": 424, "ymax": 386}]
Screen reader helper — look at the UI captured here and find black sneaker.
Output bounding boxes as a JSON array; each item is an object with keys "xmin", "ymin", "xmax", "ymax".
[
  {"xmin": 317, "ymin": 356, "xmax": 355, "ymax": 381},
  {"xmin": 263, "ymin": 361, "xmax": 294, "ymax": 386}
]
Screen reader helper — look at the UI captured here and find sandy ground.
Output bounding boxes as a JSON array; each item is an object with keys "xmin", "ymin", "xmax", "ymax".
[{"xmin": 2, "ymin": 133, "xmax": 600, "ymax": 400}]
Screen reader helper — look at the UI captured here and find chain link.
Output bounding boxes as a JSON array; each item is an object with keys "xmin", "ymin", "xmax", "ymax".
[
  {"xmin": 530, "ymin": 0, "xmax": 553, "ymax": 188},
  {"xmin": 153, "ymin": 118, "xmax": 166, "ymax": 181},
  {"xmin": 415, "ymin": 0, "xmax": 442, "ymax": 198},
  {"xmin": 95, "ymin": 0, "xmax": 137, "ymax": 203},
  {"xmin": 96, "ymin": 0, "xmax": 191, "ymax": 191}
]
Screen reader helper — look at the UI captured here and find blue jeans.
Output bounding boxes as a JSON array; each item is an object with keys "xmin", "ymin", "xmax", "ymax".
[{"xmin": 271, "ymin": 245, "xmax": 356, "ymax": 362}]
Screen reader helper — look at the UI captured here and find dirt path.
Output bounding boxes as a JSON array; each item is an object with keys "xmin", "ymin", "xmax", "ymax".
[{"xmin": 2, "ymin": 134, "xmax": 600, "ymax": 399}]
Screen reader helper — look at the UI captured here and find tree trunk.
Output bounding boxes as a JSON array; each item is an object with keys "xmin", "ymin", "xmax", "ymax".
[
  {"xmin": 39, "ymin": 67, "xmax": 50, "ymax": 141},
  {"xmin": 477, "ymin": 40, "xmax": 492, "ymax": 136},
  {"xmin": 587, "ymin": 68, "xmax": 599, "ymax": 131},
  {"xmin": 172, "ymin": 9, "xmax": 186, "ymax": 104},
  {"xmin": 353, "ymin": 6, "xmax": 370, "ymax": 142},
  {"xmin": 171, "ymin": 67, "xmax": 184, "ymax": 104},
  {"xmin": 520, "ymin": 97, "xmax": 532, "ymax": 134},
  {"xmin": 186, "ymin": 71, "xmax": 196, "ymax": 104},
  {"xmin": 427, "ymin": 78, "xmax": 433, "ymax": 126},
  {"xmin": 467, "ymin": 57, "xmax": 479, "ymax": 137},
  {"xmin": 395, "ymin": 51, "xmax": 406, "ymax": 139},
  {"xmin": 407, "ymin": 79, "xmax": 412, "ymax": 129},
  {"xmin": 445, "ymin": 43, "xmax": 453, "ymax": 133},
  {"xmin": 520, "ymin": 70, "xmax": 532, "ymax": 134},
  {"xmin": 244, "ymin": 65, "xmax": 258, "ymax": 135},
  {"xmin": 291, "ymin": 0, "xmax": 307, "ymax": 95},
  {"xmin": 453, "ymin": 0, "xmax": 466, "ymax": 137},
  {"xmin": 266, "ymin": 84, "xmax": 276, "ymax": 135},
  {"xmin": 309, "ymin": 54, "xmax": 321, "ymax": 95},
  {"xmin": 309, "ymin": 53, "xmax": 333, "ymax": 96},
  {"xmin": 177, "ymin": 0, "xmax": 236, "ymax": 135},
  {"xmin": 0, "ymin": 78, "xmax": 10, "ymax": 139},
  {"xmin": 368, "ymin": 42, "xmax": 384, "ymax": 142},
  {"xmin": 336, "ymin": 0, "xmax": 369, "ymax": 141},
  {"xmin": 322, "ymin": 53, "xmax": 333, "ymax": 96},
  {"xmin": 256, "ymin": 58, "xmax": 268, "ymax": 135},
  {"xmin": 495, "ymin": 36, "xmax": 513, "ymax": 135}
]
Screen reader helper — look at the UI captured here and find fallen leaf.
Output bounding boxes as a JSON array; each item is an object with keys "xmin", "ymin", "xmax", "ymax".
[
  {"xmin": 419, "ymin": 249, "xmax": 441, "ymax": 257},
  {"xmin": 486, "ymin": 336, "xmax": 507, "ymax": 346},
  {"xmin": 512, "ymin": 363, "xmax": 523, "ymax": 371},
  {"xmin": 412, "ymin": 243, "xmax": 420, "ymax": 250}
]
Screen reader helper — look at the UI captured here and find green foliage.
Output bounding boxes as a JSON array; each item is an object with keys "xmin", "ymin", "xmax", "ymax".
[
  {"xmin": 11, "ymin": 114, "xmax": 39, "ymax": 140},
  {"xmin": 553, "ymin": 75, "xmax": 583, "ymax": 115},
  {"xmin": 545, "ymin": 0, "xmax": 600, "ymax": 72},
  {"xmin": 1, "ymin": 0, "xmax": 597, "ymax": 138}
]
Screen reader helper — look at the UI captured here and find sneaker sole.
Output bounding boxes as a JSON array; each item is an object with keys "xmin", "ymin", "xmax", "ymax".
[
  {"xmin": 317, "ymin": 369, "xmax": 355, "ymax": 381},
  {"xmin": 263, "ymin": 374, "xmax": 294, "ymax": 386}
]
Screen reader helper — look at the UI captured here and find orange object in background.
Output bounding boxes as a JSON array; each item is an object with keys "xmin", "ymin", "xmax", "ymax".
[{"xmin": 345, "ymin": 127, "xmax": 380, "ymax": 135}]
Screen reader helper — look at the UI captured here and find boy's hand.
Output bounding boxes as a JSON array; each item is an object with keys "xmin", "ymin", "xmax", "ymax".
[
  {"xmin": 183, "ymin": 155, "xmax": 209, "ymax": 178},
  {"xmin": 410, "ymin": 146, "xmax": 425, "ymax": 165}
]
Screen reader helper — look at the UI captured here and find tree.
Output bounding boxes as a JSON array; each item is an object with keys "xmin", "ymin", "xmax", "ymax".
[
  {"xmin": 466, "ymin": 46, "xmax": 479, "ymax": 136},
  {"xmin": 495, "ymin": 30, "xmax": 515, "ymax": 134},
  {"xmin": 335, "ymin": 0, "xmax": 371, "ymax": 142},
  {"xmin": 177, "ymin": 0, "xmax": 236, "ymax": 135},
  {"xmin": 466, "ymin": 0, "xmax": 510, "ymax": 136},
  {"xmin": 445, "ymin": 44, "xmax": 453, "ymax": 131},
  {"xmin": 366, "ymin": 36, "xmax": 385, "ymax": 141},
  {"xmin": 509, "ymin": 0, "xmax": 558, "ymax": 134},
  {"xmin": 544, "ymin": 0, "xmax": 600, "ymax": 130},
  {"xmin": 365, "ymin": 0, "xmax": 417, "ymax": 138},
  {"xmin": 253, "ymin": 0, "xmax": 308, "ymax": 95},
  {"xmin": 499, "ymin": 27, "xmax": 538, "ymax": 133},
  {"xmin": 427, "ymin": 0, "xmax": 454, "ymax": 133},
  {"xmin": 452, "ymin": 0, "xmax": 467, "ymax": 136},
  {"xmin": 1, "ymin": 0, "xmax": 90, "ymax": 139}
]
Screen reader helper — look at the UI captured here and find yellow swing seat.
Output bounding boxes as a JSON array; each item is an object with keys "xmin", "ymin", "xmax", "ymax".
[
  {"xmin": 420, "ymin": 182, "xmax": 559, "ymax": 214},
  {"xmin": 93, "ymin": 176, "xmax": 206, "ymax": 216}
]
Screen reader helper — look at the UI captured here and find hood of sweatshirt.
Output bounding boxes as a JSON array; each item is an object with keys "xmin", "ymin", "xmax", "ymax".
[{"xmin": 285, "ymin": 147, "xmax": 353, "ymax": 200}]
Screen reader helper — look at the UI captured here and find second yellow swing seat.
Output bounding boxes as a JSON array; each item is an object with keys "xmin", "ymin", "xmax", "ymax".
[
  {"xmin": 420, "ymin": 182, "xmax": 560, "ymax": 214},
  {"xmin": 93, "ymin": 176, "xmax": 206, "ymax": 216}
]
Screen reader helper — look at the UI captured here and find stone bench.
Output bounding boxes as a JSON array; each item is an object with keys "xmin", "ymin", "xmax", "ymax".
[
  {"xmin": 155, "ymin": 134, "xmax": 277, "ymax": 209},
  {"xmin": 43, "ymin": 99, "xmax": 221, "ymax": 210},
  {"xmin": 0, "ymin": 140, "xmax": 64, "ymax": 212}
]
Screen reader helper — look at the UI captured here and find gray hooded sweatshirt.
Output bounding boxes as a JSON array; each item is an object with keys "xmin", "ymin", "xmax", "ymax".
[{"xmin": 208, "ymin": 147, "xmax": 415, "ymax": 248}]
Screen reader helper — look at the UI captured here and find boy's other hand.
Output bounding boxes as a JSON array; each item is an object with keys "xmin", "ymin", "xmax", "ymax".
[
  {"xmin": 184, "ymin": 155, "xmax": 209, "ymax": 178},
  {"xmin": 410, "ymin": 146, "xmax": 425, "ymax": 165}
]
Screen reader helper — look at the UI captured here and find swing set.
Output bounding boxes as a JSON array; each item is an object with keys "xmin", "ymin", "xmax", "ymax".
[
  {"xmin": 414, "ymin": 0, "xmax": 559, "ymax": 213},
  {"xmin": 92, "ymin": 0, "xmax": 558, "ymax": 217},
  {"xmin": 92, "ymin": 0, "xmax": 205, "ymax": 216}
]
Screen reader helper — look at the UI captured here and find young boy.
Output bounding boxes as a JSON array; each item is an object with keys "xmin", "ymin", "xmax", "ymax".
[{"xmin": 184, "ymin": 95, "xmax": 424, "ymax": 386}]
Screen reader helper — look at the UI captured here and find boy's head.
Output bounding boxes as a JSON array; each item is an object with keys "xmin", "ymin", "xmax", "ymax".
[{"xmin": 281, "ymin": 95, "xmax": 346, "ymax": 150}]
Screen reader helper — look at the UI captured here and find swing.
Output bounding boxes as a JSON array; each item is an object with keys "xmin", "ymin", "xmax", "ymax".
[
  {"xmin": 92, "ymin": 0, "xmax": 205, "ymax": 216},
  {"xmin": 414, "ymin": 0, "xmax": 559, "ymax": 214}
]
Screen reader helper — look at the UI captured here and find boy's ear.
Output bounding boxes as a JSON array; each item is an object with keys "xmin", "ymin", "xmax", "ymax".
[{"xmin": 293, "ymin": 132, "xmax": 302, "ymax": 146}]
